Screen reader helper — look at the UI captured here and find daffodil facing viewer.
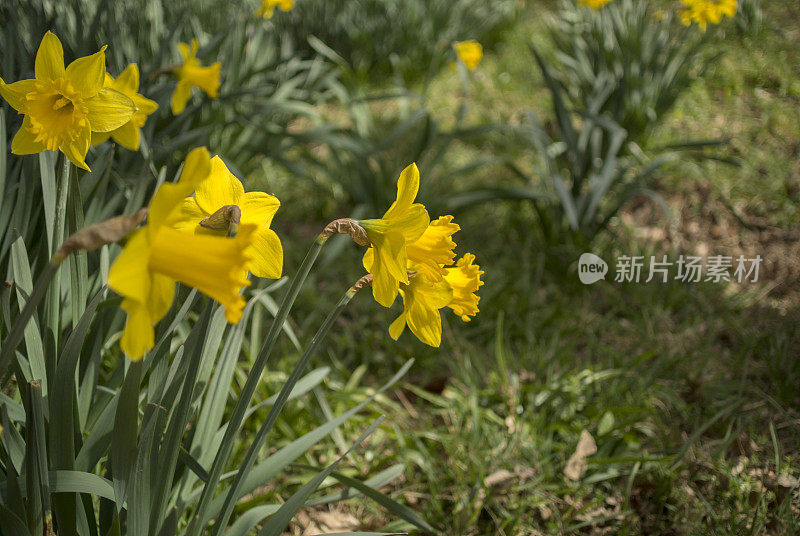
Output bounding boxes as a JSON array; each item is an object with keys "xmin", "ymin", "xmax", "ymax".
[
  {"xmin": 360, "ymin": 163, "xmax": 430, "ymax": 307},
  {"xmin": 107, "ymin": 148, "xmax": 256, "ymax": 359},
  {"xmin": 453, "ymin": 40, "xmax": 483, "ymax": 71},
  {"xmin": 91, "ymin": 64, "xmax": 158, "ymax": 151},
  {"xmin": 0, "ymin": 32, "xmax": 136, "ymax": 170},
  {"xmin": 168, "ymin": 155, "xmax": 283, "ymax": 279},
  {"xmin": 171, "ymin": 39, "xmax": 221, "ymax": 115},
  {"xmin": 679, "ymin": 0, "xmax": 737, "ymax": 31},
  {"xmin": 256, "ymin": 0, "xmax": 294, "ymax": 18}
]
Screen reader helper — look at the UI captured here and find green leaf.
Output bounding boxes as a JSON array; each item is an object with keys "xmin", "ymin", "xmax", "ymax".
[
  {"xmin": 111, "ymin": 360, "xmax": 142, "ymax": 511},
  {"xmin": 130, "ymin": 405, "xmax": 165, "ymax": 536},
  {"xmin": 257, "ymin": 418, "xmax": 385, "ymax": 536},
  {"xmin": 305, "ymin": 464, "xmax": 404, "ymax": 506},
  {"xmin": 226, "ymin": 504, "xmax": 281, "ymax": 536},
  {"xmin": 24, "ymin": 380, "xmax": 49, "ymax": 535}
]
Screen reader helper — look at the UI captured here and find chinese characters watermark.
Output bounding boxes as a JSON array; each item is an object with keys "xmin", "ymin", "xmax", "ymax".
[{"xmin": 579, "ymin": 253, "xmax": 762, "ymax": 285}]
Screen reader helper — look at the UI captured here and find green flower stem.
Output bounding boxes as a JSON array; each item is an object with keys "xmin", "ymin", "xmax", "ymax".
[
  {"xmin": 0, "ymin": 258, "xmax": 63, "ymax": 383},
  {"xmin": 186, "ymin": 233, "xmax": 329, "ymax": 536},
  {"xmin": 44, "ymin": 157, "xmax": 71, "ymax": 353},
  {"xmin": 211, "ymin": 287, "xmax": 357, "ymax": 535}
]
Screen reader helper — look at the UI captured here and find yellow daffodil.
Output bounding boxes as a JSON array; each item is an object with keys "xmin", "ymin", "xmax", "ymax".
[
  {"xmin": 388, "ymin": 275, "xmax": 454, "ymax": 348},
  {"xmin": 0, "ymin": 32, "xmax": 136, "ymax": 170},
  {"xmin": 679, "ymin": 0, "xmax": 737, "ymax": 31},
  {"xmin": 405, "ymin": 215, "xmax": 459, "ymax": 281},
  {"xmin": 168, "ymin": 155, "xmax": 283, "ymax": 279},
  {"xmin": 91, "ymin": 64, "xmax": 158, "ymax": 151},
  {"xmin": 444, "ymin": 253, "xmax": 483, "ymax": 321},
  {"xmin": 107, "ymin": 148, "xmax": 256, "ymax": 360},
  {"xmin": 171, "ymin": 39, "xmax": 221, "ymax": 115},
  {"xmin": 453, "ymin": 40, "xmax": 483, "ymax": 71},
  {"xmin": 360, "ymin": 163, "xmax": 430, "ymax": 307},
  {"xmin": 256, "ymin": 0, "xmax": 294, "ymax": 18},
  {"xmin": 578, "ymin": 0, "xmax": 613, "ymax": 9}
]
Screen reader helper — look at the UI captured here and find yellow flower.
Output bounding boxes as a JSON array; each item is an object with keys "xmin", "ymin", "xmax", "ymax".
[
  {"xmin": 679, "ymin": 0, "xmax": 737, "ymax": 31},
  {"xmin": 577, "ymin": 0, "xmax": 613, "ymax": 9},
  {"xmin": 171, "ymin": 39, "xmax": 221, "ymax": 115},
  {"xmin": 91, "ymin": 64, "xmax": 158, "ymax": 151},
  {"xmin": 107, "ymin": 148, "xmax": 255, "ymax": 360},
  {"xmin": 444, "ymin": 253, "xmax": 483, "ymax": 321},
  {"xmin": 453, "ymin": 40, "xmax": 483, "ymax": 71},
  {"xmin": 0, "ymin": 32, "xmax": 136, "ymax": 170},
  {"xmin": 360, "ymin": 163, "xmax": 430, "ymax": 307},
  {"xmin": 405, "ymin": 215, "xmax": 460, "ymax": 282},
  {"xmin": 388, "ymin": 275, "xmax": 454, "ymax": 348},
  {"xmin": 256, "ymin": 0, "xmax": 295, "ymax": 18},
  {"xmin": 168, "ymin": 155, "xmax": 283, "ymax": 279}
]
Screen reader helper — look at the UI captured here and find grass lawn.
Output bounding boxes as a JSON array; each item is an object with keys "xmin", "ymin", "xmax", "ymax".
[{"xmin": 263, "ymin": 1, "xmax": 800, "ymax": 534}]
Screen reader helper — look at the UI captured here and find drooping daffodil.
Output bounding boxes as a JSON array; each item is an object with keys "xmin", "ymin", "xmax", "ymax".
[
  {"xmin": 107, "ymin": 148, "xmax": 257, "ymax": 360},
  {"xmin": 171, "ymin": 39, "xmax": 221, "ymax": 115},
  {"xmin": 91, "ymin": 64, "xmax": 158, "ymax": 151},
  {"xmin": 388, "ymin": 252, "xmax": 483, "ymax": 347},
  {"xmin": 0, "ymin": 31, "xmax": 136, "ymax": 170},
  {"xmin": 360, "ymin": 163, "xmax": 430, "ymax": 307},
  {"xmin": 389, "ymin": 275, "xmax": 454, "ymax": 348},
  {"xmin": 168, "ymin": 155, "xmax": 283, "ymax": 279}
]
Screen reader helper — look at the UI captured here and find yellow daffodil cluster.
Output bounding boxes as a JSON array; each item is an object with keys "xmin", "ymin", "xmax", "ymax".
[
  {"xmin": 452, "ymin": 40, "xmax": 483, "ymax": 71},
  {"xmin": 577, "ymin": 0, "xmax": 613, "ymax": 9},
  {"xmin": 679, "ymin": 0, "xmax": 737, "ymax": 31},
  {"xmin": 107, "ymin": 148, "xmax": 283, "ymax": 359},
  {"xmin": 171, "ymin": 39, "xmax": 221, "ymax": 115},
  {"xmin": 359, "ymin": 164, "xmax": 483, "ymax": 347},
  {"xmin": 0, "ymin": 32, "xmax": 137, "ymax": 170},
  {"xmin": 256, "ymin": 0, "xmax": 295, "ymax": 19}
]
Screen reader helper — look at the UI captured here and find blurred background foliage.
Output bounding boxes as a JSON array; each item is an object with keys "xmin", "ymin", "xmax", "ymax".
[{"xmin": 2, "ymin": 0, "xmax": 800, "ymax": 533}]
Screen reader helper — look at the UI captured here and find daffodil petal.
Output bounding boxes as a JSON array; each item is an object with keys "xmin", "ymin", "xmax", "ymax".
[
  {"xmin": 171, "ymin": 80, "xmax": 192, "ymax": 115},
  {"xmin": 11, "ymin": 118, "xmax": 46, "ymax": 155},
  {"xmin": 115, "ymin": 63, "xmax": 139, "ymax": 94},
  {"xmin": 107, "ymin": 230, "xmax": 151, "ymax": 304},
  {"xmin": 65, "ymin": 46, "xmax": 107, "ymax": 98},
  {"xmin": 148, "ymin": 182, "xmax": 200, "ymax": 233},
  {"xmin": 147, "ymin": 273, "xmax": 175, "ymax": 323},
  {"xmin": 166, "ymin": 197, "xmax": 208, "ymax": 232},
  {"xmin": 248, "ymin": 227, "xmax": 283, "ymax": 279},
  {"xmin": 132, "ymin": 92, "xmax": 159, "ymax": 116},
  {"xmin": 35, "ymin": 32, "xmax": 65, "ymax": 81},
  {"xmin": 179, "ymin": 147, "xmax": 212, "ymax": 186},
  {"xmin": 384, "ymin": 163, "xmax": 420, "ymax": 218},
  {"xmin": 0, "ymin": 78, "xmax": 36, "ymax": 112},
  {"xmin": 147, "ymin": 148, "xmax": 211, "ymax": 230},
  {"xmin": 195, "ymin": 156, "xmax": 245, "ymax": 213},
  {"xmin": 110, "ymin": 121, "xmax": 140, "ymax": 151},
  {"xmin": 407, "ymin": 301, "xmax": 443, "ymax": 347},
  {"xmin": 60, "ymin": 125, "xmax": 91, "ymax": 170},
  {"xmin": 388, "ymin": 310, "xmax": 407, "ymax": 340},
  {"xmin": 120, "ymin": 299, "xmax": 155, "ymax": 360},
  {"xmin": 91, "ymin": 130, "xmax": 112, "ymax": 147},
  {"xmin": 86, "ymin": 88, "xmax": 136, "ymax": 132},
  {"xmin": 239, "ymin": 191, "xmax": 280, "ymax": 227},
  {"xmin": 387, "ymin": 203, "xmax": 429, "ymax": 243}
]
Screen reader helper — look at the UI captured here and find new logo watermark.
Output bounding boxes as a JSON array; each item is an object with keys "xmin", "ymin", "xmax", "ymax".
[
  {"xmin": 578, "ymin": 253, "xmax": 762, "ymax": 285},
  {"xmin": 578, "ymin": 253, "xmax": 609, "ymax": 284}
]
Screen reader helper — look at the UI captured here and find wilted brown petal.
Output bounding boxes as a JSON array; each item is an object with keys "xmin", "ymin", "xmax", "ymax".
[{"xmin": 56, "ymin": 208, "xmax": 148, "ymax": 260}]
